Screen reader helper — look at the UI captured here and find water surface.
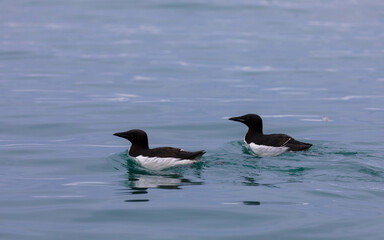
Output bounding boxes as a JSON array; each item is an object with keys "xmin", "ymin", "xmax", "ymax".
[{"xmin": 1, "ymin": 0, "xmax": 384, "ymax": 239}]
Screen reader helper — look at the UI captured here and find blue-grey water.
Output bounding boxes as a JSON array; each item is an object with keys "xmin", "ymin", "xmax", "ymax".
[{"xmin": 1, "ymin": 0, "xmax": 384, "ymax": 239}]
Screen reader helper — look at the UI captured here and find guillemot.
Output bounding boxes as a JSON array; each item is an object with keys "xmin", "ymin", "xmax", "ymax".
[
  {"xmin": 113, "ymin": 129, "xmax": 205, "ymax": 170},
  {"xmin": 229, "ymin": 114, "xmax": 312, "ymax": 157}
]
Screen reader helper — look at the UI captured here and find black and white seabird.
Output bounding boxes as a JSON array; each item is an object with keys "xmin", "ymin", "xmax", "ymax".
[
  {"xmin": 114, "ymin": 129, "xmax": 205, "ymax": 170},
  {"xmin": 229, "ymin": 114, "xmax": 312, "ymax": 157}
]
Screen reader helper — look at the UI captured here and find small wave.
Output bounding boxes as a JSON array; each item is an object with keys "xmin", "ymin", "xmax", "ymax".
[
  {"xmin": 263, "ymin": 114, "xmax": 321, "ymax": 118},
  {"xmin": 300, "ymin": 118, "xmax": 333, "ymax": 122},
  {"xmin": 263, "ymin": 87, "xmax": 328, "ymax": 92},
  {"xmin": 326, "ymin": 95, "xmax": 384, "ymax": 101},
  {"xmin": 76, "ymin": 144, "xmax": 125, "ymax": 148},
  {"xmin": 13, "ymin": 89, "xmax": 75, "ymax": 93},
  {"xmin": 87, "ymin": 93, "xmax": 138, "ymax": 103},
  {"xmin": 131, "ymin": 76, "xmax": 156, "ymax": 81},
  {"xmin": 221, "ymin": 98, "xmax": 259, "ymax": 103},
  {"xmin": 231, "ymin": 65, "xmax": 273, "ymax": 73},
  {"xmin": 62, "ymin": 182, "xmax": 109, "ymax": 186},
  {"xmin": 32, "ymin": 195, "xmax": 85, "ymax": 198},
  {"xmin": 0, "ymin": 143, "xmax": 47, "ymax": 147},
  {"xmin": 222, "ymin": 201, "xmax": 308, "ymax": 206},
  {"xmin": 308, "ymin": 21, "xmax": 352, "ymax": 31},
  {"xmin": 133, "ymin": 99, "xmax": 171, "ymax": 103},
  {"xmin": 365, "ymin": 108, "xmax": 384, "ymax": 111},
  {"xmin": 113, "ymin": 40, "xmax": 135, "ymax": 45},
  {"xmin": 106, "ymin": 24, "xmax": 161, "ymax": 35},
  {"xmin": 80, "ymin": 53, "xmax": 127, "ymax": 59},
  {"xmin": 23, "ymin": 73, "xmax": 61, "ymax": 78},
  {"xmin": 177, "ymin": 61, "xmax": 189, "ymax": 66},
  {"xmin": 278, "ymin": 92, "xmax": 308, "ymax": 95}
]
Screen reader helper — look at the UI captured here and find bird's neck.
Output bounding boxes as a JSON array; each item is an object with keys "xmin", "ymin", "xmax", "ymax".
[
  {"xmin": 129, "ymin": 142, "xmax": 149, "ymax": 156},
  {"xmin": 246, "ymin": 127, "xmax": 263, "ymax": 139}
]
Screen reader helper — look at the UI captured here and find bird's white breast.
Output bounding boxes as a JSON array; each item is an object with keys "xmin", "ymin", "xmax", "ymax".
[
  {"xmin": 246, "ymin": 141, "xmax": 288, "ymax": 157},
  {"xmin": 133, "ymin": 155, "xmax": 196, "ymax": 171}
]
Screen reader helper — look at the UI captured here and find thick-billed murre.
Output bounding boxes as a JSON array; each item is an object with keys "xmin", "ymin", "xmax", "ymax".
[
  {"xmin": 229, "ymin": 114, "xmax": 312, "ymax": 157},
  {"xmin": 114, "ymin": 129, "xmax": 205, "ymax": 170}
]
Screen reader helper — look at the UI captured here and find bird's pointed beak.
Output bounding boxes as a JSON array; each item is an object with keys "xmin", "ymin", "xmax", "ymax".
[
  {"xmin": 229, "ymin": 116, "xmax": 245, "ymax": 122},
  {"xmin": 113, "ymin": 132, "xmax": 125, "ymax": 138}
]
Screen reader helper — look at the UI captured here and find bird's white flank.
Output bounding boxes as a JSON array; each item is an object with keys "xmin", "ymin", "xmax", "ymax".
[
  {"xmin": 133, "ymin": 155, "xmax": 198, "ymax": 170},
  {"xmin": 246, "ymin": 141, "xmax": 288, "ymax": 157}
]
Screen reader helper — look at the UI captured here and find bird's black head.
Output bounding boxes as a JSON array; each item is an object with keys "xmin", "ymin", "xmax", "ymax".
[
  {"xmin": 113, "ymin": 129, "xmax": 149, "ymax": 149},
  {"xmin": 229, "ymin": 114, "xmax": 263, "ymax": 133}
]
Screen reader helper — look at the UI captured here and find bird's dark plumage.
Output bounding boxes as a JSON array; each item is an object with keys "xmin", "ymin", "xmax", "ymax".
[
  {"xmin": 229, "ymin": 114, "xmax": 312, "ymax": 152},
  {"xmin": 113, "ymin": 129, "xmax": 206, "ymax": 159}
]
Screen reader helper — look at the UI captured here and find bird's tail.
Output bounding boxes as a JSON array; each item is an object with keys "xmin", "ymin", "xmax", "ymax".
[
  {"xmin": 190, "ymin": 150, "xmax": 206, "ymax": 160},
  {"xmin": 286, "ymin": 140, "xmax": 312, "ymax": 151}
]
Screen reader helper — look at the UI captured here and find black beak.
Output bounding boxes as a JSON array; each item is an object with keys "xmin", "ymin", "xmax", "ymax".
[
  {"xmin": 113, "ymin": 132, "xmax": 126, "ymax": 138},
  {"xmin": 229, "ymin": 116, "xmax": 245, "ymax": 122}
]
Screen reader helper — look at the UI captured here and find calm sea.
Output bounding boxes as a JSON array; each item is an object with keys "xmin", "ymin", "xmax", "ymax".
[{"xmin": 1, "ymin": 0, "xmax": 384, "ymax": 239}]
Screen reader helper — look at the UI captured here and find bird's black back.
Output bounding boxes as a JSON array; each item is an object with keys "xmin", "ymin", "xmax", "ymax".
[
  {"xmin": 246, "ymin": 133, "xmax": 311, "ymax": 151},
  {"xmin": 130, "ymin": 147, "xmax": 206, "ymax": 159}
]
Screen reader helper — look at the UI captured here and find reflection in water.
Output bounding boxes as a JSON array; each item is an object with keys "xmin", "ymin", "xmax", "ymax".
[
  {"xmin": 223, "ymin": 201, "xmax": 307, "ymax": 206},
  {"xmin": 125, "ymin": 166, "xmax": 204, "ymax": 189},
  {"xmin": 221, "ymin": 201, "xmax": 261, "ymax": 206},
  {"xmin": 125, "ymin": 199, "xmax": 149, "ymax": 203},
  {"xmin": 108, "ymin": 152, "xmax": 204, "ymax": 202},
  {"xmin": 242, "ymin": 176, "xmax": 278, "ymax": 188},
  {"xmin": 128, "ymin": 173, "xmax": 184, "ymax": 189},
  {"xmin": 243, "ymin": 201, "xmax": 261, "ymax": 206}
]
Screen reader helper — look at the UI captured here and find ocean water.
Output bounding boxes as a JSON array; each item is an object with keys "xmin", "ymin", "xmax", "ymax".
[{"xmin": 1, "ymin": 0, "xmax": 384, "ymax": 239}]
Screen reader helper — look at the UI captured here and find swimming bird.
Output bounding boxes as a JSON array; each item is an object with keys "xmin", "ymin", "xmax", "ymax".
[
  {"xmin": 229, "ymin": 114, "xmax": 312, "ymax": 157},
  {"xmin": 113, "ymin": 129, "xmax": 205, "ymax": 170}
]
